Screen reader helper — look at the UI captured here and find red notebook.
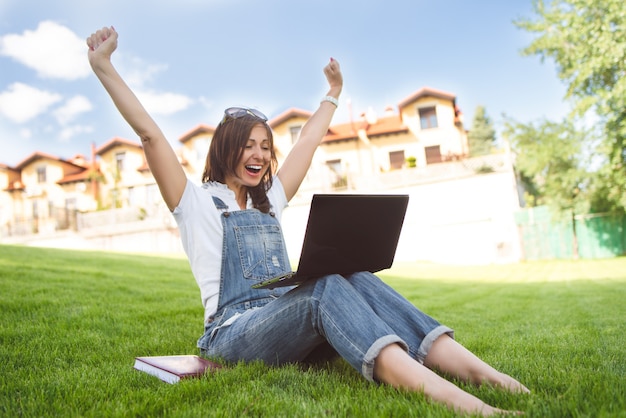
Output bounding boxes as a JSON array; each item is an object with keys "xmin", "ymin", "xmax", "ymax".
[{"xmin": 133, "ymin": 355, "xmax": 222, "ymax": 384}]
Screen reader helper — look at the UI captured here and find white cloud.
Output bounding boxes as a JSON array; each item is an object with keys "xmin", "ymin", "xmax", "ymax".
[
  {"xmin": 59, "ymin": 124, "xmax": 94, "ymax": 142},
  {"xmin": 0, "ymin": 82, "xmax": 62, "ymax": 123},
  {"xmin": 0, "ymin": 21, "xmax": 90, "ymax": 80},
  {"xmin": 124, "ymin": 58, "xmax": 168, "ymax": 88},
  {"xmin": 19, "ymin": 128, "xmax": 32, "ymax": 139},
  {"xmin": 135, "ymin": 89, "xmax": 193, "ymax": 116},
  {"xmin": 114, "ymin": 54, "xmax": 193, "ymax": 116},
  {"xmin": 53, "ymin": 95, "xmax": 93, "ymax": 125}
]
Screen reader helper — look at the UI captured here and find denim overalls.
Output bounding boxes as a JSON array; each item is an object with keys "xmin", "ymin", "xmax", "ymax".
[
  {"xmin": 198, "ymin": 196, "xmax": 453, "ymax": 381},
  {"xmin": 207, "ymin": 196, "xmax": 292, "ymax": 322}
]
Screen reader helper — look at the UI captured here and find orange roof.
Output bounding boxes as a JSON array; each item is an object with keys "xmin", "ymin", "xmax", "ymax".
[
  {"xmin": 269, "ymin": 108, "xmax": 313, "ymax": 127},
  {"xmin": 96, "ymin": 137, "xmax": 142, "ymax": 155},
  {"xmin": 15, "ymin": 151, "xmax": 62, "ymax": 170},
  {"xmin": 4, "ymin": 180, "xmax": 24, "ymax": 192},
  {"xmin": 57, "ymin": 169, "xmax": 95, "ymax": 185},
  {"xmin": 15, "ymin": 151, "xmax": 85, "ymax": 171},
  {"xmin": 397, "ymin": 86, "xmax": 456, "ymax": 109},
  {"xmin": 178, "ymin": 123, "xmax": 216, "ymax": 144},
  {"xmin": 0, "ymin": 163, "xmax": 18, "ymax": 172},
  {"xmin": 322, "ymin": 115, "xmax": 408, "ymax": 143},
  {"xmin": 137, "ymin": 160, "xmax": 151, "ymax": 172}
]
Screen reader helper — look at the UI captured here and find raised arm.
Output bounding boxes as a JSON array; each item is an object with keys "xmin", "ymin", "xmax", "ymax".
[
  {"xmin": 86, "ymin": 26, "xmax": 186, "ymax": 211},
  {"xmin": 277, "ymin": 58, "xmax": 343, "ymax": 201}
]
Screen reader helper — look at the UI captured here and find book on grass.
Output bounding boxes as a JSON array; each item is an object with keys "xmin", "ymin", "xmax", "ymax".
[{"xmin": 133, "ymin": 355, "xmax": 222, "ymax": 384}]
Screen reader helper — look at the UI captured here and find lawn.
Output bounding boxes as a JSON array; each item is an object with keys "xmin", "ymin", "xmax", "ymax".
[{"xmin": 1, "ymin": 244, "xmax": 624, "ymax": 417}]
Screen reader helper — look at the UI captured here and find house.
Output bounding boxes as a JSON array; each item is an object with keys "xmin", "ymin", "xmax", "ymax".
[
  {"xmin": 0, "ymin": 85, "xmax": 470, "ymax": 238},
  {"xmin": 2, "ymin": 151, "xmax": 96, "ymax": 235},
  {"xmin": 177, "ymin": 123, "xmax": 216, "ymax": 183},
  {"xmin": 177, "ymin": 86, "xmax": 468, "ymax": 200},
  {"xmin": 94, "ymin": 137, "xmax": 160, "ymax": 212},
  {"xmin": 0, "ymin": 163, "xmax": 21, "ymax": 236},
  {"xmin": 316, "ymin": 86, "xmax": 467, "ymax": 177}
]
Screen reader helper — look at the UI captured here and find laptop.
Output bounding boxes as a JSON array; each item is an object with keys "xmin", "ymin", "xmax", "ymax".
[{"xmin": 252, "ymin": 193, "xmax": 409, "ymax": 289}]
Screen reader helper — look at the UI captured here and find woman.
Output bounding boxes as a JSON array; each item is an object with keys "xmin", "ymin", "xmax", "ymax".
[{"xmin": 87, "ymin": 26, "xmax": 529, "ymax": 416}]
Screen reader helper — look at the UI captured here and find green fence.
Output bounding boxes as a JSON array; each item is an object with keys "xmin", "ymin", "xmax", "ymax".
[{"xmin": 514, "ymin": 206, "xmax": 626, "ymax": 260}]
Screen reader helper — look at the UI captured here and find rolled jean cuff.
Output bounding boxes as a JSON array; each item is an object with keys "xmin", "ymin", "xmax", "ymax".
[
  {"xmin": 416, "ymin": 325, "xmax": 455, "ymax": 363},
  {"xmin": 362, "ymin": 335, "xmax": 408, "ymax": 382}
]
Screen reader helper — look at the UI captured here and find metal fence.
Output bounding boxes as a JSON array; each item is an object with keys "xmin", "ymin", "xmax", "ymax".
[
  {"xmin": 1, "ymin": 207, "xmax": 77, "ymax": 238},
  {"xmin": 76, "ymin": 207, "xmax": 148, "ymax": 230},
  {"xmin": 2, "ymin": 154, "xmax": 513, "ymax": 240},
  {"xmin": 515, "ymin": 206, "xmax": 626, "ymax": 260}
]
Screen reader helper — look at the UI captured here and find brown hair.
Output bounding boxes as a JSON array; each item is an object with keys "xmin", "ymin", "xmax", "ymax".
[{"xmin": 202, "ymin": 115, "xmax": 277, "ymax": 213}]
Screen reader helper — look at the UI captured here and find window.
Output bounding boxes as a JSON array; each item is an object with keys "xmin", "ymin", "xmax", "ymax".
[
  {"xmin": 290, "ymin": 125, "xmax": 302, "ymax": 144},
  {"xmin": 326, "ymin": 159, "xmax": 347, "ymax": 189},
  {"xmin": 36, "ymin": 166, "xmax": 46, "ymax": 183},
  {"xmin": 425, "ymin": 145, "xmax": 442, "ymax": 164},
  {"xmin": 146, "ymin": 184, "xmax": 159, "ymax": 207},
  {"xmin": 389, "ymin": 150, "xmax": 405, "ymax": 170},
  {"xmin": 65, "ymin": 198, "xmax": 77, "ymax": 211},
  {"xmin": 326, "ymin": 159, "xmax": 342, "ymax": 176},
  {"xmin": 128, "ymin": 186, "xmax": 136, "ymax": 207},
  {"xmin": 419, "ymin": 106, "xmax": 438, "ymax": 129},
  {"xmin": 115, "ymin": 152, "xmax": 126, "ymax": 174}
]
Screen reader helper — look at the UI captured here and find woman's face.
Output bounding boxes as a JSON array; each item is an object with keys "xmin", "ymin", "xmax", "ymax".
[{"xmin": 227, "ymin": 124, "xmax": 272, "ymax": 189}]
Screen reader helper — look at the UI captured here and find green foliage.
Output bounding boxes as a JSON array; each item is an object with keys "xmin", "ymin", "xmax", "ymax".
[
  {"xmin": 504, "ymin": 117, "xmax": 591, "ymax": 215},
  {"xmin": 468, "ymin": 106, "xmax": 496, "ymax": 157},
  {"xmin": 594, "ymin": 120, "xmax": 626, "ymax": 212},
  {"xmin": 516, "ymin": 0, "xmax": 626, "ymax": 118},
  {"xmin": 1, "ymin": 246, "xmax": 626, "ymax": 417},
  {"xmin": 468, "ymin": 106, "xmax": 496, "ymax": 156},
  {"xmin": 514, "ymin": 0, "xmax": 626, "ymax": 214},
  {"xmin": 475, "ymin": 164, "xmax": 494, "ymax": 174}
]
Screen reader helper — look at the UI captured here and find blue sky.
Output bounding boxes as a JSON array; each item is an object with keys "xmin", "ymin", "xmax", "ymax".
[{"xmin": 0, "ymin": 0, "xmax": 569, "ymax": 167}]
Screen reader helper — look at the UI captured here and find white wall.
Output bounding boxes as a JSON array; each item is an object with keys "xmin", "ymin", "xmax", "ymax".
[
  {"xmin": 6, "ymin": 170, "xmax": 522, "ymax": 266},
  {"xmin": 282, "ymin": 169, "xmax": 522, "ymax": 265}
]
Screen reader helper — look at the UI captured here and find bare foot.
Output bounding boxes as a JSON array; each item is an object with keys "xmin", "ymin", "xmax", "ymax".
[
  {"xmin": 493, "ymin": 372, "xmax": 530, "ymax": 394},
  {"xmin": 494, "ymin": 409, "xmax": 525, "ymax": 416},
  {"xmin": 471, "ymin": 404, "xmax": 524, "ymax": 416}
]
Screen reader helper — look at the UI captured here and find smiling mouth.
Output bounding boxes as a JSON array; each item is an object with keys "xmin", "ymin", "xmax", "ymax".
[{"xmin": 246, "ymin": 165, "xmax": 263, "ymax": 174}]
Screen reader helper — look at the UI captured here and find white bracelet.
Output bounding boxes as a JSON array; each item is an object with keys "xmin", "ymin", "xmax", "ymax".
[{"xmin": 321, "ymin": 96, "xmax": 339, "ymax": 108}]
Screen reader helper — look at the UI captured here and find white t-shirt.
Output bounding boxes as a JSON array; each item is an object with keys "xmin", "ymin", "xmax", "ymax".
[{"xmin": 172, "ymin": 178, "xmax": 288, "ymax": 322}]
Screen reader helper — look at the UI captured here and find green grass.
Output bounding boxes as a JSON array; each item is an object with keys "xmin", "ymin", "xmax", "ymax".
[{"xmin": 1, "ymin": 245, "xmax": 625, "ymax": 417}]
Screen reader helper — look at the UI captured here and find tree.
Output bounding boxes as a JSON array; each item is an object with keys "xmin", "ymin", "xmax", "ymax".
[
  {"xmin": 467, "ymin": 106, "xmax": 496, "ymax": 157},
  {"xmin": 504, "ymin": 117, "xmax": 590, "ymax": 214},
  {"xmin": 504, "ymin": 117, "xmax": 593, "ymax": 258},
  {"xmin": 514, "ymin": 0, "xmax": 626, "ymax": 214}
]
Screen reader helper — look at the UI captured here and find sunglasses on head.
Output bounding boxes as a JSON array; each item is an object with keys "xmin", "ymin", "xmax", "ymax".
[{"xmin": 221, "ymin": 107, "xmax": 268, "ymax": 124}]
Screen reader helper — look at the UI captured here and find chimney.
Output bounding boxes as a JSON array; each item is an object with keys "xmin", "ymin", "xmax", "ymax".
[{"xmin": 365, "ymin": 107, "xmax": 378, "ymax": 125}]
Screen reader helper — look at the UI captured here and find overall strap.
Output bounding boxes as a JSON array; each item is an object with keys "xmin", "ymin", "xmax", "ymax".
[{"xmin": 211, "ymin": 196, "xmax": 229, "ymax": 211}]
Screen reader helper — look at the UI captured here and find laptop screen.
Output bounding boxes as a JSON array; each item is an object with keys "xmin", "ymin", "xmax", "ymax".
[{"xmin": 294, "ymin": 194, "xmax": 409, "ymax": 279}]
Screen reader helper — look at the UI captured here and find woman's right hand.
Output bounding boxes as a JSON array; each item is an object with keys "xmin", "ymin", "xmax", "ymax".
[
  {"xmin": 86, "ymin": 26, "xmax": 118, "ymax": 68},
  {"xmin": 323, "ymin": 57, "xmax": 343, "ymax": 94}
]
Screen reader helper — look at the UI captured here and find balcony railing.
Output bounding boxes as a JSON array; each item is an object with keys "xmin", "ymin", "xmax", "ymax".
[
  {"xmin": 347, "ymin": 153, "xmax": 512, "ymax": 191},
  {"xmin": 1, "ymin": 154, "xmax": 512, "ymax": 239}
]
